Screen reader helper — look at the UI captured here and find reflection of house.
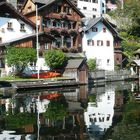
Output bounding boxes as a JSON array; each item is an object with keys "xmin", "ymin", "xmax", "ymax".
[
  {"xmin": 22, "ymin": 0, "xmax": 84, "ymax": 51},
  {"xmin": 84, "ymin": 90, "xmax": 115, "ymax": 137},
  {"xmin": 82, "ymin": 17, "xmax": 122, "ymax": 71}
]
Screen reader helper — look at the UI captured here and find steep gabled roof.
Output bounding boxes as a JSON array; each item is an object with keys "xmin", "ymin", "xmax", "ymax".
[
  {"xmin": 23, "ymin": 0, "xmax": 85, "ymax": 18},
  {"xmin": 83, "ymin": 17, "xmax": 122, "ymax": 40},
  {"xmin": 0, "ymin": 2, "xmax": 36, "ymax": 28}
]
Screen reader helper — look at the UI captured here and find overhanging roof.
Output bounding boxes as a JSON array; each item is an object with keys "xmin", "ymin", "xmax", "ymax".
[
  {"xmin": 83, "ymin": 17, "xmax": 122, "ymax": 40},
  {"xmin": 23, "ymin": 0, "xmax": 85, "ymax": 18}
]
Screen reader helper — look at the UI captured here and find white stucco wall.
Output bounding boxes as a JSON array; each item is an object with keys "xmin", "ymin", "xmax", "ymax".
[
  {"xmin": 82, "ymin": 22, "xmax": 114, "ymax": 71},
  {"xmin": 0, "ymin": 17, "xmax": 34, "ymax": 43},
  {"xmin": 77, "ymin": 0, "xmax": 106, "ymax": 18}
]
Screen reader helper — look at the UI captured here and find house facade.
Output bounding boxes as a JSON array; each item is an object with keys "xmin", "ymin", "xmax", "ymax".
[
  {"xmin": 82, "ymin": 17, "xmax": 122, "ymax": 71},
  {"xmin": 0, "ymin": 2, "xmax": 35, "ymax": 44},
  {"xmin": 77, "ymin": 0, "xmax": 106, "ymax": 19},
  {"xmin": 21, "ymin": 0, "xmax": 85, "ymax": 53}
]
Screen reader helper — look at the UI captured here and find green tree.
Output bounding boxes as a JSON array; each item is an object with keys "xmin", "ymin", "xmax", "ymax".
[
  {"xmin": 44, "ymin": 49, "xmax": 67, "ymax": 69},
  {"xmin": 87, "ymin": 58, "xmax": 96, "ymax": 71},
  {"xmin": 6, "ymin": 47, "xmax": 36, "ymax": 75}
]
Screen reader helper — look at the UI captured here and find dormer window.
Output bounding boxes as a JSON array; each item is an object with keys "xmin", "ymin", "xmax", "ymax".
[
  {"xmin": 7, "ymin": 22, "xmax": 13, "ymax": 30},
  {"xmin": 20, "ymin": 23, "xmax": 26, "ymax": 32}
]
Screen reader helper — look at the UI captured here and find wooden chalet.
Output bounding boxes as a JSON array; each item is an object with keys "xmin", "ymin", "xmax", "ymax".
[{"xmin": 21, "ymin": 0, "xmax": 85, "ymax": 52}]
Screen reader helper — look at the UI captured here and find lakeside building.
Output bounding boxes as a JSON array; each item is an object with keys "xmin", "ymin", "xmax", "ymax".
[
  {"xmin": 21, "ymin": 0, "xmax": 84, "ymax": 52},
  {"xmin": 0, "ymin": 2, "xmax": 54, "ymax": 75},
  {"xmin": 82, "ymin": 17, "xmax": 122, "ymax": 71}
]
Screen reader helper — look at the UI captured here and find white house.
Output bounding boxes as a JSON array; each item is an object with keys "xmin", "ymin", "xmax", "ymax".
[
  {"xmin": 0, "ymin": 2, "xmax": 35, "ymax": 44},
  {"xmin": 77, "ymin": 0, "xmax": 106, "ymax": 19},
  {"xmin": 82, "ymin": 17, "xmax": 121, "ymax": 71}
]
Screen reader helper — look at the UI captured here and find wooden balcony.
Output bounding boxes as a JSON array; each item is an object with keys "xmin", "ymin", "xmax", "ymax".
[
  {"xmin": 44, "ymin": 27, "xmax": 78, "ymax": 36},
  {"xmin": 45, "ymin": 12, "xmax": 80, "ymax": 21}
]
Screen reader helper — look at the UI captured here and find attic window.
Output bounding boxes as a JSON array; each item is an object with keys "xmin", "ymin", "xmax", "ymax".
[
  {"xmin": 92, "ymin": 27, "xmax": 98, "ymax": 32},
  {"xmin": 103, "ymin": 27, "xmax": 106, "ymax": 32},
  {"xmin": 27, "ymin": 6, "xmax": 32, "ymax": 12}
]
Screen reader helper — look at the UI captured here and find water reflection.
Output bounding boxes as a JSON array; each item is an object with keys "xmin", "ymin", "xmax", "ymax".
[{"xmin": 0, "ymin": 81, "xmax": 138, "ymax": 140}]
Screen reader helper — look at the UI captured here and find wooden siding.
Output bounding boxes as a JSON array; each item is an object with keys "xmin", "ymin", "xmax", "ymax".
[{"xmin": 22, "ymin": 0, "xmax": 83, "ymax": 52}]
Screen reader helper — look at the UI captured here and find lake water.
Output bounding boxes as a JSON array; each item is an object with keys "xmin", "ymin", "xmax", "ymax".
[{"xmin": 0, "ymin": 80, "xmax": 140, "ymax": 140}]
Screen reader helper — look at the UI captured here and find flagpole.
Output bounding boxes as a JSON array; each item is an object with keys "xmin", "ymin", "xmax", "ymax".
[{"xmin": 36, "ymin": 4, "xmax": 40, "ymax": 79}]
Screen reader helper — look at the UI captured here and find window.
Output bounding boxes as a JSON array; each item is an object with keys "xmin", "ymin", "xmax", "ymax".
[
  {"xmin": 64, "ymin": 6, "xmax": 72, "ymax": 14},
  {"xmin": 93, "ymin": 15, "xmax": 96, "ymax": 18},
  {"xmin": 92, "ymin": 27, "xmax": 98, "ymax": 32},
  {"xmin": 27, "ymin": 6, "xmax": 32, "ymax": 12},
  {"xmin": 97, "ymin": 59, "xmax": 102, "ymax": 66},
  {"xmin": 107, "ymin": 59, "xmax": 110, "ymax": 65},
  {"xmin": 92, "ymin": 8, "xmax": 97, "ymax": 11},
  {"xmin": 45, "ymin": 43, "xmax": 49, "ymax": 50},
  {"xmin": 87, "ymin": 39, "xmax": 94, "ymax": 46},
  {"xmin": 103, "ymin": 27, "xmax": 106, "ymax": 32},
  {"xmin": 106, "ymin": 40, "xmax": 110, "ymax": 46},
  {"xmin": 92, "ymin": 0, "xmax": 98, "ymax": 3},
  {"xmin": 53, "ymin": 5, "xmax": 61, "ymax": 13},
  {"xmin": 83, "ymin": 7, "xmax": 87, "ymax": 10},
  {"xmin": 20, "ymin": 23, "xmax": 26, "ymax": 32},
  {"xmin": 97, "ymin": 40, "xmax": 103, "ymax": 46},
  {"xmin": 7, "ymin": 22, "xmax": 13, "ymax": 30}
]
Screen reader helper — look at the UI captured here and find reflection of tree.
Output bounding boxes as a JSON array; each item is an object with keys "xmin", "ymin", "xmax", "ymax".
[
  {"xmin": 106, "ymin": 99, "xmax": 140, "ymax": 140},
  {"xmin": 4, "ymin": 112, "xmax": 36, "ymax": 129},
  {"xmin": 44, "ymin": 96, "xmax": 68, "ymax": 127}
]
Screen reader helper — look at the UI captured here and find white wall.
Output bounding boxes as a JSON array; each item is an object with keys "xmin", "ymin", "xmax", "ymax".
[
  {"xmin": 0, "ymin": 17, "xmax": 34, "ymax": 43},
  {"xmin": 82, "ymin": 22, "xmax": 114, "ymax": 71},
  {"xmin": 77, "ymin": 0, "xmax": 106, "ymax": 18}
]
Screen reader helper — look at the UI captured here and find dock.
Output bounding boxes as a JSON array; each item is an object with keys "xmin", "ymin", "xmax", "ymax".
[{"xmin": 10, "ymin": 78, "xmax": 80, "ymax": 90}]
